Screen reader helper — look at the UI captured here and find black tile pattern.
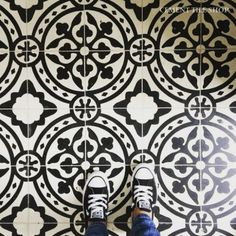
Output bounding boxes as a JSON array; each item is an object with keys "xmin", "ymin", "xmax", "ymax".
[{"xmin": 0, "ymin": 0, "xmax": 235, "ymax": 235}]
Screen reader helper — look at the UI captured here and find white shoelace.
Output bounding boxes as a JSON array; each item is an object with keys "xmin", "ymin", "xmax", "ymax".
[
  {"xmin": 88, "ymin": 194, "xmax": 107, "ymax": 217},
  {"xmin": 134, "ymin": 185, "xmax": 153, "ymax": 204}
]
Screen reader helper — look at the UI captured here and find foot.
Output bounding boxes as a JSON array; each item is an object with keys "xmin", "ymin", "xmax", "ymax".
[
  {"xmin": 83, "ymin": 171, "xmax": 110, "ymax": 222},
  {"xmin": 132, "ymin": 164, "xmax": 157, "ymax": 215}
]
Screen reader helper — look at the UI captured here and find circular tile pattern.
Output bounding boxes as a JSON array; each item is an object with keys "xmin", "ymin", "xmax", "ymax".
[
  {"xmin": 34, "ymin": 114, "xmax": 136, "ymax": 214},
  {"xmin": 129, "ymin": 35, "xmax": 156, "ymax": 66},
  {"xmin": 32, "ymin": 1, "xmax": 137, "ymax": 103},
  {"xmin": 70, "ymin": 95, "xmax": 101, "ymax": 123},
  {"xmin": 13, "ymin": 36, "xmax": 40, "ymax": 66}
]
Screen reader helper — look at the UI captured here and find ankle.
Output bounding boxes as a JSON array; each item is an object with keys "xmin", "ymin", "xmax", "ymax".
[{"xmin": 132, "ymin": 207, "xmax": 152, "ymax": 218}]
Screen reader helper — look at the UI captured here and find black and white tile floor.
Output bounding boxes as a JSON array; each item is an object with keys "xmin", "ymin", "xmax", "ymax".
[{"xmin": 0, "ymin": 0, "xmax": 235, "ymax": 235}]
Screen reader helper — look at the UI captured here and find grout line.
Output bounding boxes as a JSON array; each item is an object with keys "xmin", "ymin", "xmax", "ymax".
[
  {"xmin": 141, "ymin": 0, "xmax": 144, "ymax": 149},
  {"xmin": 0, "ymin": 108, "xmax": 233, "ymax": 113},
  {"xmin": 25, "ymin": 0, "xmax": 31, "ymax": 233},
  {"xmin": 199, "ymin": 2, "xmax": 203, "ymax": 231},
  {"xmin": 83, "ymin": 6, "xmax": 87, "ymax": 169},
  {"xmin": 82, "ymin": 4, "xmax": 88, "ymax": 177},
  {"xmin": 26, "ymin": 163, "xmax": 229, "ymax": 168},
  {"xmin": 5, "ymin": 47, "xmax": 236, "ymax": 53},
  {"xmin": 0, "ymin": 106, "xmax": 234, "ymax": 111}
]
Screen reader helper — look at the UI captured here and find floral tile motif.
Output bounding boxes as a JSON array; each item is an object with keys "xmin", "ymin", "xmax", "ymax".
[
  {"xmin": 0, "ymin": 0, "xmax": 235, "ymax": 235},
  {"xmin": 148, "ymin": 50, "xmax": 202, "ymax": 98},
  {"xmin": 201, "ymin": 49, "xmax": 236, "ymax": 92},
  {"xmin": 26, "ymin": 0, "xmax": 77, "ymax": 47},
  {"xmin": 197, "ymin": 107, "xmax": 236, "ymax": 235},
  {"xmin": 83, "ymin": 50, "xmax": 131, "ymax": 96},
  {"xmin": 30, "ymin": 51, "xmax": 86, "ymax": 105},
  {"xmin": 149, "ymin": 1, "xmax": 202, "ymax": 50},
  {"xmin": 0, "ymin": 80, "xmax": 57, "ymax": 138},
  {"xmin": 114, "ymin": 79, "xmax": 171, "ymax": 136},
  {"xmin": 201, "ymin": 0, "xmax": 236, "ymax": 50},
  {"xmin": 84, "ymin": 2, "xmax": 133, "ymax": 51},
  {"xmin": 84, "ymin": 0, "xmax": 142, "ymax": 37}
]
